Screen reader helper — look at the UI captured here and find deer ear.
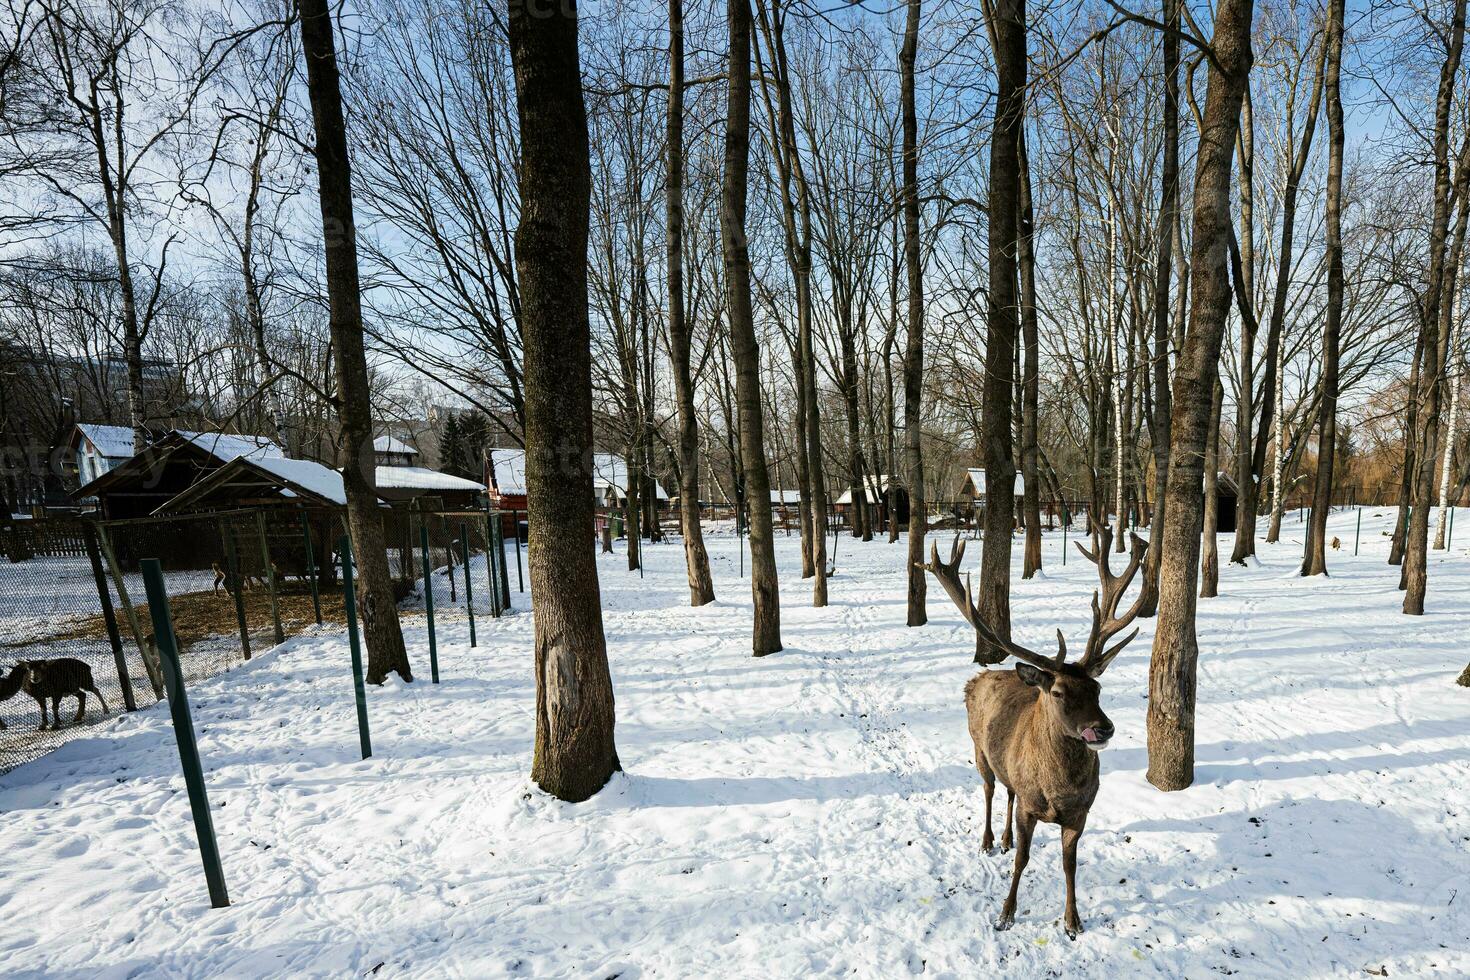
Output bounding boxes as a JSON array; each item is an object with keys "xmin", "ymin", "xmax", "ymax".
[{"xmin": 1015, "ymin": 662, "xmax": 1053, "ymax": 689}]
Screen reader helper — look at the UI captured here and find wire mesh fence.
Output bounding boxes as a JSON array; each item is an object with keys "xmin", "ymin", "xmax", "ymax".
[{"xmin": 2, "ymin": 504, "xmax": 523, "ymax": 775}]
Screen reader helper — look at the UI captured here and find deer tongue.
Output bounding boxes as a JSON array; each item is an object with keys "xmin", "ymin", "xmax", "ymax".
[{"xmin": 1081, "ymin": 727, "xmax": 1102, "ymax": 743}]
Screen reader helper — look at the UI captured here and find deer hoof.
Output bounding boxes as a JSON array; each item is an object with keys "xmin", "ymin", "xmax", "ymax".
[
  {"xmin": 982, "ymin": 833, "xmax": 995, "ymax": 853},
  {"xmin": 1065, "ymin": 920, "xmax": 1083, "ymax": 941},
  {"xmin": 995, "ymin": 912, "xmax": 1015, "ymax": 932}
]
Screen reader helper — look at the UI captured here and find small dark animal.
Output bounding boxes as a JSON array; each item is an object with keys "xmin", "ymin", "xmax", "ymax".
[
  {"xmin": 922, "ymin": 523, "xmax": 1141, "ymax": 939},
  {"xmin": 0, "ymin": 658, "xmax": 110, "ymax": 731},
  {"xmin": 1331, "ymin": 536, "xmax": 1341, "ymax": 550}
]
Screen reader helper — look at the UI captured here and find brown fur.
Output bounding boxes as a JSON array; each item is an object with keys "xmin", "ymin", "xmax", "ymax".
[
  {"xmin": 967, "ymin": 662, "xmax": 1113, "ymax": 938},
  {"xmin": 1331, "ymin": 536, "xmax": 1341, "ymax": 550},
  {"xmin": 0, "ymin": 658, "xmax": 109, "ymax": 731},
  {"xmin": 926, "ymin": 527, "xmax": 1138, "ymax": 940}
]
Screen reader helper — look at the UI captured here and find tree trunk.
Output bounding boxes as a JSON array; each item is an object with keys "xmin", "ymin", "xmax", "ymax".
[
  {"xmin": 1434, "ymin": 317, "xmax": 1461, "ymax": 550},
  {"xmin": 1391, "ymin": 328, "xmax": 1426, "ymax": 566},
  {"xmin": 298, "ymin": 0, "xmax": 412, "ymax": 685},
  {"xmin": 901, "ymin": 0, "xmax": 928, "ymax": 627},
  {"xmin": 507, "ymin": 0, "xmax": 621, "ymax": 801},
  {"xmin": 1404, "ymin": 0, "xmax": 1467, "ymax": 614},
  {"xmin": 975, "ymin": 0, "xmax": 1024, "ymax": 651},
  {"xmin": 665, "ymin": 0, "xmax": 715, "ymax": 606},
  {"xmin": 1019, "ymin": 129, "xmax": 1042, "ymax": 580},
  {"xmin": 1302, "ymin": 0, "xmax": 1344, "ymax": 577},
  {"xmin": 1147, "ymin": 0, "xmax": 1255, "ymax": 792},
  {"xmin": 1201, "ymin": 380, "xmax": 1224, "ymax": 597},
  {"xmin": 1140, "ymin": 0, "xmax": 1180, "ymax": 615},
  {"xmin": 723, "ymin": 0, "xmax": 782, "ymax": 655}
]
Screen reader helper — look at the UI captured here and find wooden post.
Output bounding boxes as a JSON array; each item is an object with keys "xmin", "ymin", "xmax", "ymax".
[
  {"xmin": 96, "ymin": 524, "xmax": 165, "ymax": 699},
  {"xmin": 256, "ymin": 511, "xmax": 284, "ymax": 645},
  {"xmin": 140, "ymin": 559, "xmax": 229, "ymax": 909},
  {"xmin": 84, "ymin": 523, "xmax": 136, "ymax": 712},
  {"xmin": 338, "ymin": 535, "xmax": 372, "ymax": 759},
  {"xmin": 420, "ymin": 524, "xmax": 440, "ymax": 683},
  {"xmin": 461, "ymin": 521, "xmax": 476, "ymax": 646},
  {"xmin": 301, "ymin": 513, "xmax": 322, "ymax": 625},
  {"xmin": 221, "ymin": 526, "xmax": 253, "ymax": 661}
]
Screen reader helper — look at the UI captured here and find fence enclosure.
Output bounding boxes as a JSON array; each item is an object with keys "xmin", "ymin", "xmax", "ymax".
[{"xmin": 1, "ymin": 502, "xmax": 518, "ymax": 775}]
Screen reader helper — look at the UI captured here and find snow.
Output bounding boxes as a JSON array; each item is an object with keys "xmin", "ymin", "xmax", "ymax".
[
  {"xmin": 75, "ymin": 423, "xmax": 137, "ymax": 460},
  {"xmin": 487, "ymin": 448, "xmax": 669, "ymax": 501},
  {"xmin": 962, "ymin": 467, "xmax": 1027, "ymax": 497},
  {"xmin": 2, "ymin": 508, "xmax": 1468, "ymax": 977},
  {"xmin": 246, "ymin": 456, "xmax": 350, "ymax": 506},
  {"xmin": 374, "ymin": 436, "xmax": 419, "ymax": 456},
  {"xmin": 374, "ymin": 465, "xmax": 484, "ymax": 492},
  {"xmin": 178, "ymin": 430, "xmax": 284, "ymax": 462}
]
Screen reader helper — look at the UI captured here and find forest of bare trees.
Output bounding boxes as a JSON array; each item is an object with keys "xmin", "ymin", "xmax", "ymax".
[{"xmin": 6, "ymin": 0, "xmax": 1470, "ymax": 803}]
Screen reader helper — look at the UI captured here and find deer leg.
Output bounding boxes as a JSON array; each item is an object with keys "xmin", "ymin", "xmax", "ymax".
[
  {"xmin": 74, "ymin": 690, "xmax": 86, "ymax": 723},
  {"xmin": 996, "ymin": 808, "xmax": 1037, "ymax": 931},
  {"xmin": 977, "ymin": 749, "xmax": 996, "ymax": 852},
  {"xmin": 88, "ymin": 684, "xmax": 109, "ymax": 715},
  {"xmin": 1001, "ymin": 788, "xmax": 1015, "ymax": 851},
  {"xmin": 51, "ymin": 695, "xmax": 63, "ymax": 728},
  {"xmin": 35, "ymin": 694, "xmax": 48, "ymax": 730},
  {"xmin": 1062, "ymin": 824, "xmax": 1085, "ymax": 939}
]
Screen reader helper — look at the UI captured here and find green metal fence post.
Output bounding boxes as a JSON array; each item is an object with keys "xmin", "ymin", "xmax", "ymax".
[
  {"xmin": 420, "ymin": 524, "xmax": 440, "ymax": 683},
  {"xmin": 485, "ymin": 511, "xmax": 502, "ymax": 619},
  {"xmin": 496, "ymin": 515, "xmax": 511, "ymax": 609},
  {"xmin": 461, "ymin": 522, "xmax": 476, "ymax": 647},
  {"xmin": 140, "ymin": 559, "xmax": 230, "ymax": 909},
  {"xmin": 514, "ymin": 510, "xmax": 524, "ymax": 593},
  {"xmin": 338, "ymin": 536, "xmax": 373, "ymax": 759},
  {"xmin": 1449, "ymin": 506, "xmax": 1456, "ymax": 549},
  {"xmin": 1354, "ymin": 507, "xmax": 1362, "ymax": 556},
  {"xmin": 221, "ymin": 525, "xmax": 252, "ymax": 661},
  {"xmin": 301, "ymin": 513, "xmax": 322, "ymax": 625},
  {"xmin": 256, "ymin": 511, "xmax": 284, "ymax": 645}
]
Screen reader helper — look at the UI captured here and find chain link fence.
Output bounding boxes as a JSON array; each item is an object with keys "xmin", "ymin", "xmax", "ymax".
[{"xmin": 1, "ymin": 504, "xmax": 523, "ymax": 775}]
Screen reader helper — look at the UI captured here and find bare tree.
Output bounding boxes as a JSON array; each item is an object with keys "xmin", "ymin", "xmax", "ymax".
[
  {"xmin": 298, "ymin": 0, "xmax": 412, "ymax": 684},
  {"xmin": 1147, "ymin": 0, "xmax": 1256, "ymax": 792},
  {"xmin": 900, "ymin": 0, "xmax": 929, "ymax": 626},
  {"xmin": 723, "ymin": 0, "xmax": 782, "ymax": 655},
  {"xmin": 507, "ymin": 0, "xmax": 621, "ymax": 801},
  {"xmin": 667, "ymin": 0, "xmax": 715, "ymax": 606},
  {"xmin": 1302, "ymin": 0, "xmax": 1344, "ymax": 577},
  {"xmin": 975, "ymin": 0, "xmax": 1026, "ymax": 651}
]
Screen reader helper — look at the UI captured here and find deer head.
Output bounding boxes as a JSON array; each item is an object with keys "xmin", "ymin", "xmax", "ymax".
[{"xmin": 922, "ymin": 525, "xmax": 1146, "ymax": 749}]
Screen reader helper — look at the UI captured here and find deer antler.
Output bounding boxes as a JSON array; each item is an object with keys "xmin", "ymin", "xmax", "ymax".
[
  {"xmin": 1073, "ymin": 522, "xmax": 1148, "ymax": 676},
  {"xmin": 920, "ymin": 534, "xmax": 1064, "ymax": 670}
]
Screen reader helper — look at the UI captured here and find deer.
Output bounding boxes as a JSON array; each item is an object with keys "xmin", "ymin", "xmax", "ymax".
[
  {"xmin": 0, "ymin": 658, "xmax": 110, "ymax": 731},
  {"xmin": 922, "ymin": 522, "xmax": 1146, "ymax": 940}
]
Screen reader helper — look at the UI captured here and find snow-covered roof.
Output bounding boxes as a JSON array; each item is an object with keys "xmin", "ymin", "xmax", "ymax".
[
  {"xmin": 177, "ymin": 430, "xmax": 284, "ymax": 463},
  {"xmin": 250, "ymin": 457, "xmax": 348, "ymax": 505},
  {"xmin": 76, "ymin": 423, "xmax": 137, "ymax": 459},
  {"xmin": 374, "ymin": 466, "xmax": 484, "ymax": 492},
  {"xmin": 486, "ymin": 448, "xmax": 668, "ymax": 501},
  {"xmin": 374, "ymin": 436, "xmax": 419, "ymax": 456},
  {"xmin": 836, "ymin": 474, "xmax": 896, "ymax": 506},
  {"xmin": 962, "ymin": 467, "xmax": 1026, "ymax": 497},
  {"xmin": 771, "ymin": 490, "xmax": 802, "ymax": 504}
]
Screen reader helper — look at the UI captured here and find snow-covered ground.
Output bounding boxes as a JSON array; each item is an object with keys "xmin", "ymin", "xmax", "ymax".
[{"xmin": 2, "ymin": 509, "xmax": 1467, "ymax": 978}]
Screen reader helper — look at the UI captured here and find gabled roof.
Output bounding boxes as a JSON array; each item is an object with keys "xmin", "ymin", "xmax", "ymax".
[
  {"xmin": 486, "ymin": 448, "xmax": 668, "ymax": 501},
  {"xmin": 836, "ymin": 474, "xmax": 896, "ymax": 505},
  {"xmin": 961, "ymin": 467, "xmax": 1027, "ymax": 497},
  {"xmin": 73, "ymin": 428, "xmax": 287, "ymax": 498},
  {"xmin": 75, "ymin": 423, "xmax": 138, "ymax": 459},
  {"xmin": 374, "ymin": 436, "xmax": 419, "ymax": 456},
  {"xmin": 153, "ymin": 456, "xmax": 353, "ymax": 513}
]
